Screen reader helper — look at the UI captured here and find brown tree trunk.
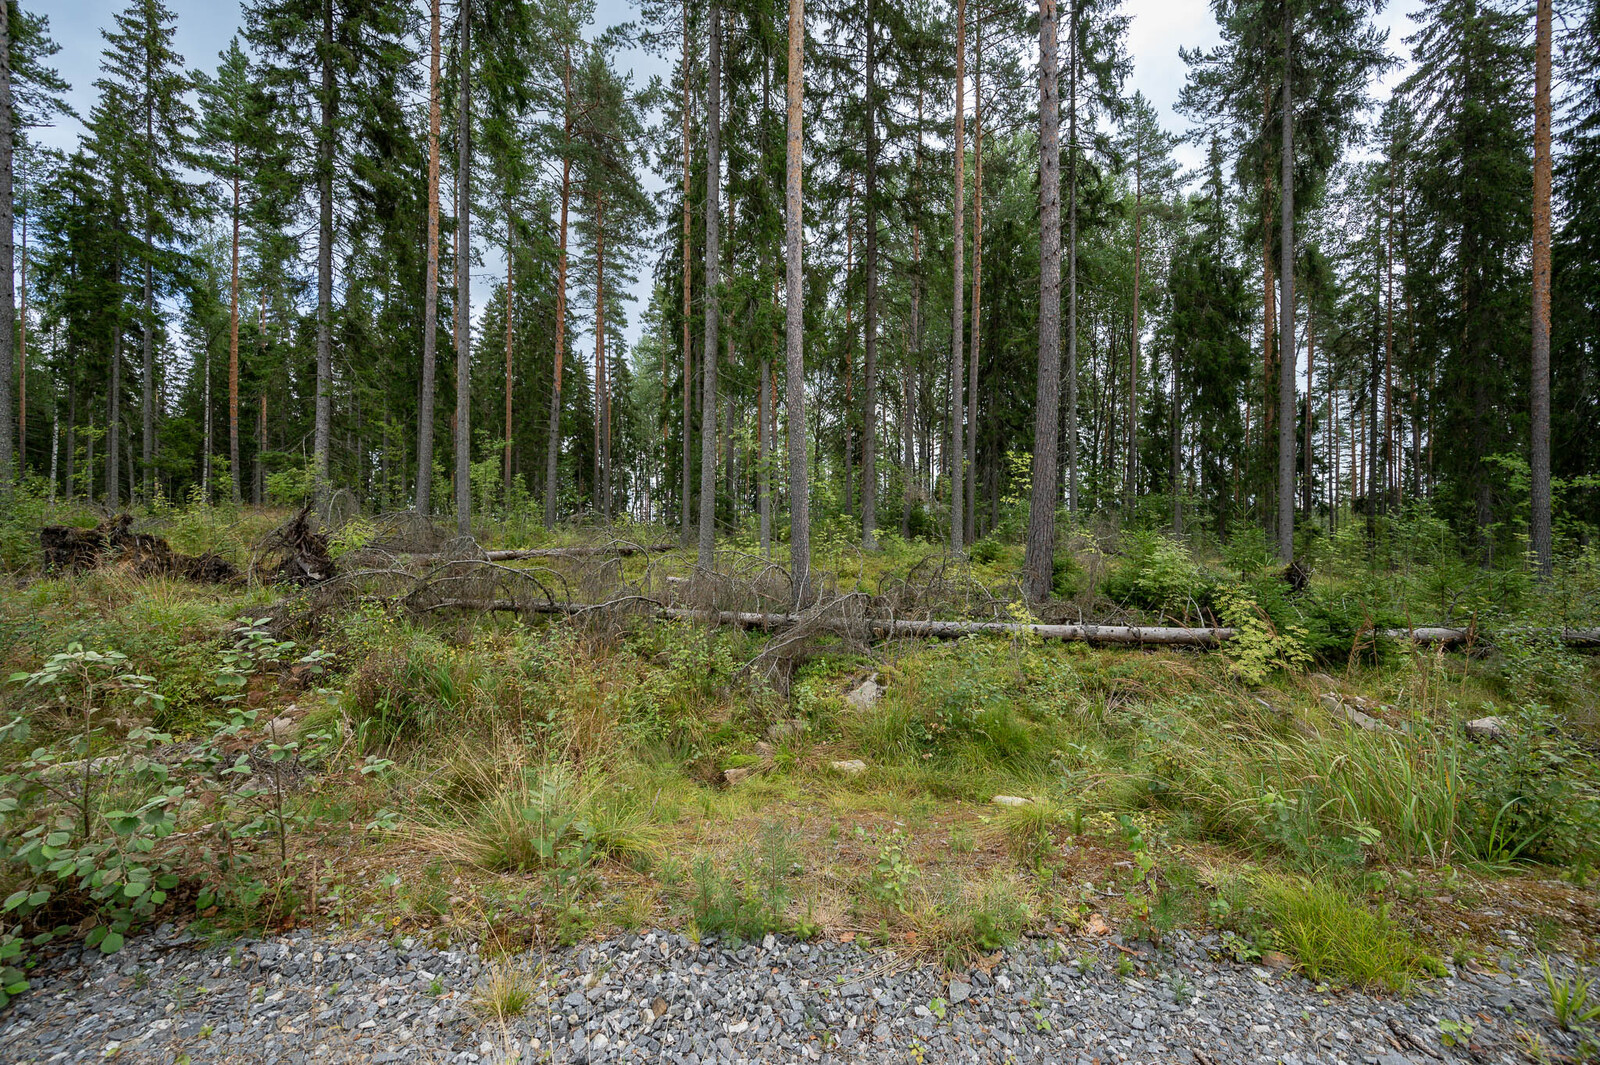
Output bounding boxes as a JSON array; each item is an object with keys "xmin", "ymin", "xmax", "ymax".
[
  {"xmin": 1126, "ymin": 137, "xmax": 1141, "ymax": 510},
  {"xmin": 681, "ymin": 0, "xmax": 694, "ymax": 544},
  {"xmin": 785, "ymin": 0, "xmax": 810, "ymax": 605},
  {"xmin": 1023, "ymin": 0, "xmax": 1061, "ymax": 602},
  {"xmin": 503, "ymin": 221, "xmax": 514, "ymax": 501},
  {"xmin": 862, "ymin": 0, "xmax": 879, "ymax": 548},
  {"xmin": 966, "ymin": 11, "xmax": 982, "ymax": 546},
  {"xmin": 1530, "ymin": 0, "xmax": 1553, "ymax": 576},
  {"xmin": 1065, "ymin": 0, "xmax": 1079, "ymax": 514},
  {"xmin": 417, "ymin": 0, "xmax": 442, "ymax": 517},
  {"xmin": 314, "ymin": 0, "xmax": 334, "ymax": 503},
  {"xmin": 544, "ymin": 56, "xmax": 572, "ymax": 527},
  {"xmin": 0, "ymin": 0, "xmax": 11, "ymax": 491},
  {"xmin": 454, "ymin": 0, "xmax": 473, "ymax": 537},
  {"xmin": 229, "ymin": 161, "xmax": 242, "ymax": 503},
  {"xmin": 1275, "ymin": 7, "xmax": 1296, "ymax": 562},
  {"xmin": 948, "ymin": 0, "xmax": 966, "ymax": 553},
  {"xmin": 697, "ymin": 0, "xmax": 722, "ymax": 570}
]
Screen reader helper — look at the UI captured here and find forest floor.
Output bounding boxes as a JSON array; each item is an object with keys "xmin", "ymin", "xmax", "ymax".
[{"xmin": 2, "ymin": 505, "xmax": 1598, "ymax": 1063}]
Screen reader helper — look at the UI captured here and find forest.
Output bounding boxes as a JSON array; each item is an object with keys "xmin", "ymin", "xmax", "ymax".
[{"xmin": 1, "ymin": 0, "xmax": 1599, "ymax": 1059}]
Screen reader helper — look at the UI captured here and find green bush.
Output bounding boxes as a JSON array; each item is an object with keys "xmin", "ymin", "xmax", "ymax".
[
  {"xmin": 1461, "ymin": 704, "xmax": 1599, "ymax": 866},
  {"xmin": 1102, "ymin": 531, "xmax": 1212, "ymax": 621}
]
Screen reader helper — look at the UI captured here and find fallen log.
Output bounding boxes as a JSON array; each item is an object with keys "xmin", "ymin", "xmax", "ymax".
[
  {"xmin": 457, "ymin": 543, "xmax": 677, "ymax": 561},
  {"xmin": 420, "ymin": 598, "xmax": 1600, "ymax": 649}
]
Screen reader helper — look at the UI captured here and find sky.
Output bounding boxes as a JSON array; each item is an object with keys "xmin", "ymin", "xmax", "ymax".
[{"xmin": 39, "ymin": 0, "xmax": 1425, "ymax": 352}]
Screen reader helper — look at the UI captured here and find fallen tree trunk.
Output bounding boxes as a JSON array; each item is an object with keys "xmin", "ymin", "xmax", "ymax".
[
  {"xmin": 482, "ymin": 543, "xmax": 676, "ymax": 561},
  {"xmin": 423, "ymin": 597, "xmax": 1600, "ymax": 649}
]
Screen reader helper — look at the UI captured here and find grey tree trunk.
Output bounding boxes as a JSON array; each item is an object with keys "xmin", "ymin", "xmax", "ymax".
[
  {"xmin": 1275, "ymin": 5, "xmax": 1296, "ymax": 562},
  {"xmin": 417, "ymin": 0, "xmax": 442, "ymax": 517},
  {"xmin": 697, "ymin": 0, "xmax": 722, "ymax": 571},
  {"xmin": 229, "ymin": 166, "xmax": 242, "ymax": 503},
  {"xmin": 141, "ymin": 250, "xmax": 153, "ymax": 499},
  {"xmin": 681, "ymin": 0, "xmax": 694, "ymax": 544},
  {"xmin": 785, "ymin": 0, "xmax": 810, "ymax": 607},
  {"xmin": 544, "ymin": 59, "xmax": 572, "ymax": 527},
  {"xmin": 861, "ymin": 0, "xmax": 879, "ymax": 549},
  {"xmin": 454, "ymin": 0, "xmax": 473, "ymax": 537},
  {"xmin": 314, "ymin": 0, "xmax": 334, "ymax": 505},
  {"xmin": 1065, "ymin": 0, "xmax": 1079, "ymax": 514},
  {"xmin": 1530, "ymin": 0, "xmax": 1553, "ymax": 577},
  {"xmin": 759, "ymin": 358, "xmax": 771, "ymax": 554},
  {"xmin": 107, "ymin": 265, "xmax": 123, "ymax": 506},
  {"xmin": 948, "ymin": 0, "xmax": 965, "ymax": 554},
  {"xmin": 0, "ymin": 2, "xmax": 13, "ymax": 492},
  {"xmin": 1023, "ymin": 0, "xmax": 1060, "ymax": 603}
]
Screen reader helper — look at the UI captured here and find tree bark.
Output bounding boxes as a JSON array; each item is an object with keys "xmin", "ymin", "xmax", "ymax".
[
  {"xmin": 503, "ymin": 220, "xmax": 514, "ymax": 501},
  {"xmin": 948, "ymin": 0, "xmax": 966, "ymax": 554},
  {"xmin": 861, "ymin": 0, "xmax": 879, "ymax": 549},
  {"xmin": 697, "ymin": 0, "xmax": 722, "ymax": 571},
  {"xmin": 229, "ymin": 158, "xmax": 242, "ymax": 503},
  {"xmin": 1530, "ymin": 0, "xmax": 1553, "ymax": 577},
  {"xmin": 0, "ymin": 0, "xmax": 11, "ymax": 491},
  {"xmin": 785, "ymin": 0, "xmax": 810, "ymax": 607},
  {"xmin": 1275, "ymin": 4, "xmax": 1296, "ymax": 562},
  {"xmin": 596, "ymin": 192, "xmax": 611, "ymax": 523},
  {"xmin": 1126, "ymin": 135, "xmax": 1141, "ymax": 510},
  {"xmin": 1065, "ymin": 0, "xmax": 1079, "ymax": 514},
  {"xmin": 1023, "ymin": 0, "xmax": 1061, "ymax": 603},
  {"xmin": 416, "ymin": 0, "xmax": 443, "ymax": 517},
  {"xmin": 966, "ymin": 15, "xmax": 982, "ymax": 545},
  {"xmin": 107, "ymin": 264, "xmax": 123, "ymax": 506},
  {"xmin": 314, "ymin": 0, "xmax": 335, "ymax": 505},
  {"xmin": 454, "ymin": 0, "xmax": 473, "ymax": 537},
  {"xmin": 544, "ymin": 56, "xmax": 572, "ymax": 528},
  {"xmin": 681, "ymin": 0, "xmax": 694, "ymax": 545}
]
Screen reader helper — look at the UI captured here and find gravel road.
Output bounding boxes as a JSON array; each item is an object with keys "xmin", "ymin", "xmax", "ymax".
[{"xmin": 5, "ymin": 923, "xmax": 1583, "ymax": 1064}]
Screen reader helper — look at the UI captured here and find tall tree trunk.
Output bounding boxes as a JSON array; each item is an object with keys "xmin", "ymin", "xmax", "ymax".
[
  {"xmin": 904, "ymin": 91, "xmax": 923, "ymax": 539},
  {"xmin": 1303, "ymin": 305, "xmax": 1314, "ymax": 515},
  {"xmin": 107, "ymin": 265, "xmax": 122, "ymax": 506},
  {"xmin": 503, "ymin": 221, "xmax": 514, "ymax": 501},
  {"xmin": 966, "ymin": 16, "xmax": 982, "ymax": 546},
  {"xmin": 759, "ymin": 357, "xmax": 771, "ymax": 554},
  {"xmin": 454, "ymin": 0, "xmax": 473, "ymax": 537},
  {"xmin": 1275, "ymin": 5, "xmax": 1296, "ymax": 562},
  {"xmin": 1384, "ymin": 160, "xmax": 1396, "ymax": 509},
  {"xmin": 544, "ymin": 58, "xmax": 572, "ymax": 527},
  {"xmin": 418, "ymin": 0, "xmax": 443, "ymax": 517},
  {"xmin": 17, "ymin": 152, "xmax": 26, "ymax": 477},
  {"xmin": 681, "ymin": 0, "xmax": 694, "ymax": 544},
  {"xmin": 948, "ymin": 0, "xmax": 966, "ymax": 554},
  {"xmin": 0, "ymin": 0, "xmax": 11, "ymax": 491},
  {"xmin": 1126, "ymin": 137, "xmax": 1141, "ymax": 510},
  {"xmin": 229, "ymin": 160, "xmax": 242, "ymax": 502},
  {"xmin": 697, "ymin": 0, "xmax": 722, "ymax": 570},
  {"xmin": 1023, "ymin": 0, "xmax": 1061, "ymax": 602},
  {"xmin": 141, "ymin": 200, "xmax": 154, "ymax": 501},
  {"xmin": 1172, "ymin": 346, "xmax": 1182, "ymax": 535},
  {"xmin": 785, "ymin": 0, "xmax": 810, "ymax": 606},
  {"xmin": 1530, "ymin": 0, "xmax": 1553, "ymax": 577},
  {"xmin": 314, "ymin": 0, "xmax": 334, "ymax": 504},
  {"xmin": 1065, "ymin": 0, "xmax": 1079, "ymax": 514},
  {"xmin": 202, "ymin": 323, "xmax": 212, "ymax": 499},
  {"xmin": 597, "ymin": 192, "xmax": 611, "ymax": 523},
  {"xmin": 861, "ymin": 0, "xmax": 879, "ymax": 549}
]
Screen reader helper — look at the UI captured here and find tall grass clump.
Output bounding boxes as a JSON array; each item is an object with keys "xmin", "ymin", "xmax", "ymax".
[{"xmin": 1248, "ymin": 874, "xmax": 1440, "ymax": 990}]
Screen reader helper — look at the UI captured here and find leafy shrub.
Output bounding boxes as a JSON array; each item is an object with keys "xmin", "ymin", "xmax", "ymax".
[
  {"xmin": 1461, "ymin": 704, "xmax": 1599, "ymax": 866},
  {"xmin": 1216, "ymin": 587, "xmax": 1311, "ymax": 684},
  {"xmin": 969, "ymin": 537, "xmax": 1003, "ymax": 565},
  {"xmin": 1102, "ymin": 531, "xmax": 1211, "ymax": 621},
  {"xmin": 690, "ymin": 824, "xmax": 796, "ymax": 942}
]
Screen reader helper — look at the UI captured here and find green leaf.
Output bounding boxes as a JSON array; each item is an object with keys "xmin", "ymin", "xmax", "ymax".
[{"xmin": 99, "ymin": 931, "xmax": 125, "ymax": 954}]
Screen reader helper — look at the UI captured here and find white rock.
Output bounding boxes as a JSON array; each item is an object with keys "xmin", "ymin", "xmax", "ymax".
[
  {"xmin": 844, "ymin": 674, "xmax": 883, "ymax": 710},
  {"xmin": 992, "ymin": 795, "xmax": 1031, "ymax": 807},
  {"xmin": 1465, "ymin": 716, "xmax": 1510, "ymax": 740},
  {"xmin": 830, "ymin": 760, "xmax": 868, "ymax": 776}
]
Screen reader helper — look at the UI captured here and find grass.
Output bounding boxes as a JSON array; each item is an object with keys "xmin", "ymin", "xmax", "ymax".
[
  {"xmin": 1247, "ymin": 874, "xmax": 1442, "ymax": 991},
  {"xmin": 2, "ymin": 503, "xmax": 1598, "ymax": 1004},
  {"xmin": 470, "ymin": 962, "xmax": 537, "ymax": 1022}
]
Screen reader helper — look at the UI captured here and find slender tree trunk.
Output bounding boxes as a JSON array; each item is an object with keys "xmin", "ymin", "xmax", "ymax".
[
  {"xmin": 544, "ymin": 59, "xmax": 572, "ymax": 527},
  {"xmin": 759, "ymin": 357, "xmax": 771, "ymax": 554},
  {"xmin": 681, "ymin": 0, "xmax": 694, "ymax": 544},
  {"xmin": 1275, "ymin": 6, "xmax": 1296, "ymax": 562},
  {"xmin": 17, "ymin": 156, "xmax": 27, "ymax": 477},
  {"xmin": 861, "ymin": 0, "xmax": 879, "ymax": 549},
  {"xmin": 697, "ymin": 0, "xmax": 722, "ymax": 570},
  {"xmin": 228, "ymin": 161, "xmax": 242, "ymax": 502},
  {"xmin": 843, "ymin": 190, "xmax": 854, "ymax": 515},
  {"xmin": 107, "ymin": 265, "xmax": 122, "ymax": 506},
  {"xmin": 1530, "ymin": 0, "xmax": 1553, "ymax": 577},
  {"xmin": 202, "ymin": 325, "xmax": 212, "ymax": 500},
  {"xmin": 1126, "ymin": 139, "xmax": 1141, "ymax": 510},
  {"xmin": 417, "ymin": 0, "xmax": 443, "ymax": 517},
  {"xmin": 314, "ymin": 0, "xmax": 335, "ymax": 504},
  {"xmin": 1065, "ymin": 0, "xmax": 1079, "ymax": 514},
  {"xmin": 966, "ymin": 17, "xmax": 982, "ymax": 546},
  {"xmin": 0, "ymin": 0, "xmax": 11, "ymax": 491},
  {"xmin": 1172, "ymin": 346, "xmax": 1182, "ymax": 535},
  {"xmin": 597, "ymin": 192, "xmax": 611, "ymax": 523},
  {"xmin": 1023, "ymin": 0, "xmax": 1061, "ymax": 602},
  {"xmin": 1303, "ymin": 305, "xmax": 1314, "ymax": 515},
  {"xmin": 904, "ymin": 92, "xmax": 923, "ymax": 539},
  {"xmin": 1384, "ymin": 160, "xmax": 1396, "ymax": 509},
  {"xmin": 785, "ymin": 0, "xmax": 810, "ymax": 606},
  {"xmin": 454, "ymin": 0, "xmax": 472, "ymax": 537},
  {"xmin": 949, "ymin": 0, "xmax": 966, "ymax": 553},
  {"xmin": 141, "ymin": 214, "xmax": 154, "ymax": 501},
  {"xmin": 503, "ymin": 221, "xmax": 514, "ymax": 501}
]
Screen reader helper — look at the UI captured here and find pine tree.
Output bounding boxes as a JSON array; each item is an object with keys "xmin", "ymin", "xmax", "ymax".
[{"xmin": 1023, "ymin": 0, "xmax": 1061, "ymax": 602}]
